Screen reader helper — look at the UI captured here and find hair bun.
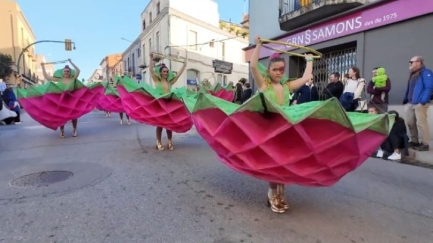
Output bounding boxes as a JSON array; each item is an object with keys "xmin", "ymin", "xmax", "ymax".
[
  {"xmin": 64, "ymin": 65, "xmax": 70, "ymax": 69},
  {"xmin": 161, "ymin": 63, "xmax": 166, "ymax": 67}
]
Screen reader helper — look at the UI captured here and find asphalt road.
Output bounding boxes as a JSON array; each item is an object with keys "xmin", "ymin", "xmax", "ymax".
[{"xmin": 0, "ymin": 111, "xmax": 432, "ymax": 243}]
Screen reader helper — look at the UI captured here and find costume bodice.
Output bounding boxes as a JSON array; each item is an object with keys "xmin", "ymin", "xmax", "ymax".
[
  {"xmin": 262, "ymin": 82, "xmax": 291, "ymax": 106},
  {"xmin": 155, "ymin": 81, "xmax": 171, "ymax": 94}
]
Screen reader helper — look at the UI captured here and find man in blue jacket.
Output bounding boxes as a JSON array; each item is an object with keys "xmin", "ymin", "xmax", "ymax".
[{"xmin": 403, "ymin": 56, "xmax": 433, "ymax": 151}]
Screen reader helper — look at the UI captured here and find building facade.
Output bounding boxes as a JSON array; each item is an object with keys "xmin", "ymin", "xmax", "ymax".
[
  {"xmin": 122, "ymin": 37, "xmax": 142, "ymax": 82},
  {"xmin": 245, "ymin": 0, "xmax": 433, "ymax": 104},
  {"xmin": 87, "ymin": 69, "xmax": 103, "ymax": 83},
  {"xmin": 0, "ymin": 0, "xmax": 37, "ymax": 86},
  {"xmin": 139, "ymin": 0, "xmax": 249, "ymax": 89},
  {"xmin": 99, "ymin": 53, "xmax": 122, "ymax": 81},
  {"xmin": 35, "ymin": 54, "xmax": 54, "ymax": 84}
]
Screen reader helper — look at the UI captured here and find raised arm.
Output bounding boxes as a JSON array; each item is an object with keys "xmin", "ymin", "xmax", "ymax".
[
  {"xmin": 149, "ymin": 53, "xmax": 159, "ymax": 83},
  {"xmin": 286, "ymin": 55, "xmax": 313, "ymax": 92},
  {"xmin": 250, "ymin": 37, "xmax": 266, "ymax": 91},
  {"xmin": 41, "ymin": 63, "xmax": 59, "ymax": 82},
  {"xmin": 68, "ymin": 59, "xmax": 80, "ymax": 79},
  {"xmin": 170, "ymin": 59, "xmax": 187, "ymax": 85}
]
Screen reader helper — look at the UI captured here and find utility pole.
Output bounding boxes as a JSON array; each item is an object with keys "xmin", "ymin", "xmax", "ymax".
[{"xmin": 17, "ymin": 39, "xmax": 76, "ymax": 75}]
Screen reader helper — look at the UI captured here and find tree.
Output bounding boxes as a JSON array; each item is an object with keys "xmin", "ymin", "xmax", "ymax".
[{"xmin": 0, "ymin": 53, "xmax": 13, "ymax": 80}]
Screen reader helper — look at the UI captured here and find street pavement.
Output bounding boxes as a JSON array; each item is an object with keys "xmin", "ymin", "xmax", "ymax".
[{"xmin": 0, "ymin": 111, "xmax": 432, "ymax": 243}]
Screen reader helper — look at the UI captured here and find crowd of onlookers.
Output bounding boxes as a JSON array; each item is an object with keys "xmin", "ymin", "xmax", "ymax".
[{"xmin": 0, "ymin": 82, "xmax": 22, "ymax": 125}]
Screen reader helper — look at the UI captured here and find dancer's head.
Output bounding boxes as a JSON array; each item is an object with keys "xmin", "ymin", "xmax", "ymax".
[
  {"xmin": 159, "ymin": 63, "xmax": 169, "ymax": 79},
  {"xmin": 267, "ymin": 53, "xmax": 285, "ymax": 83},
  {"xmin": 63, "ymin": 65, "xmax": 72, "ymax": 78}
]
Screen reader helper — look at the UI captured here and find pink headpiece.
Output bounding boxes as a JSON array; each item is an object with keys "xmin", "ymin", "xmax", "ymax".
[{"xmin": 270, "ymin": 53, "xmax": 281, "ymax": 59}]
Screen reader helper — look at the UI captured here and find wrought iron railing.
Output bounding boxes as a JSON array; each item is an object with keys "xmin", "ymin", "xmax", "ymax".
[
  {"xmin": 279, "ymin": 0, "xmax": 321, "ymax": 17},
  {"xmin": 293, "ymin": 46, "xmax": 357, "ymax": 100}
]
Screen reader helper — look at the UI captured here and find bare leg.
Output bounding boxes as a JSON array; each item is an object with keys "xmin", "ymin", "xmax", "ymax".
[
  {"xmin": 119, "ymin": 113, "xmax": 123, "ymax": 125},
  {"xmin": 126, "ymin": 114, "xmax": 130, "ymax": 125},
  {"xmin": 72, "ymin": 119, "xmax": 78, "ymax": 137},
  {"xmin": 267, "ymin": 182, "xmax": 284, "ymax": 213},
  {"xmin": 156, "ymin": 127, "xmax": 164, "ymax": 150},
  {"xmin": 60, "ymin": 125, "xmax": 65, "ymax": 138},
  {"xmin": 277, "ymin": 184, "xmax": 289, "ymax": 210},
  {"xmin": 166, "ymin": 130, "xmax": 174, "ymax": 150}
]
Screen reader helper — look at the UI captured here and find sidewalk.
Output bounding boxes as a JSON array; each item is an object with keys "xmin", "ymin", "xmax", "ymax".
[{"xmin": 401, "ymin": 147, "xmax": 433, "ymax": 168}]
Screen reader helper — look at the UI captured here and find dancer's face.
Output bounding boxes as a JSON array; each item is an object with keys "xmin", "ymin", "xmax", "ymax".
[
  {"xmin": 267, "ymin": 61, "xmax": 285, "ymax": 83},
  {"xmin": 63, "ymin": 68, "xmax": 71, "ymax": 78},
  {"xmin": 161, "ymin": 67, "xmax": 169, "ymax": 79}
]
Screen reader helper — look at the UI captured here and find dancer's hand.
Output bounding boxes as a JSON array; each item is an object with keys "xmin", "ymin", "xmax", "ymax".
[
  {"xmin": 150, "ymin": 52, "xmax": 154, "ymax": 58},
  {"xmin": 254, "ymin": 36, "xmax": 262, "ymax": 45},
  {"xmin": 304, "ymin": 54, "xmax": 314, "ymax": 61}
]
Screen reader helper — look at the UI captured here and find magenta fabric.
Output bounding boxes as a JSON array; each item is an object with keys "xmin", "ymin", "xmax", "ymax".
[
  {"xmin": 191, "ymin": 108, "xmax": 386, "ymax": 186},
  {"xmin": 18, "ymin": 86, "xmax": 104, "ymax": 130},
  {"xmin": 97, "ymin": 94, "xmax": 124, "ymax": 113},
  {"xmin": 209, "ymin": 89, "xmax": 234, "ymax": 102},
  {"xmin": 117, "ymin": 86, "xmax": 193, "ymax": 133}
]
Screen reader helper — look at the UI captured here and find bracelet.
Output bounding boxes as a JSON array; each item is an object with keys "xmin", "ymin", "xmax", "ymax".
[{"xmin": 306, "ymin": 58, "xmax": 313, "ymax": 62}]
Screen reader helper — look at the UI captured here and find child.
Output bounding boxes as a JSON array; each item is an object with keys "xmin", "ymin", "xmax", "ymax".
[{"xmin": 371, "ymin": 67, "xmax": 388, "ymax": 102}]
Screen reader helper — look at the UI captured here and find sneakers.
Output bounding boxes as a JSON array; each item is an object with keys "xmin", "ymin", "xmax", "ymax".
[
  {"xmin": 376, "ymin": 149, "xmax": 384, "ymax": 158},
  {"xmin": 387, "ymin": 152, "xmax": 401, "ymax": 161}
]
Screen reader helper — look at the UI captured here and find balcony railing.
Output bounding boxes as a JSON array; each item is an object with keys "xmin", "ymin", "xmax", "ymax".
[{"xmin": 279, "ymin": 0, "xmax": 372, "ymax": 31}]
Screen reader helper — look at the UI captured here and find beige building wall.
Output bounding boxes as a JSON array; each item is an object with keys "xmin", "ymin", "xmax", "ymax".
[
  {"xmin": 35, "ymin": 55, "xmax": 54, "ymax": 84},
  {"xmin": 0, "ymin": 0, "xmax": 37, "ymax": 86},
  {"xmin": 99, "ymin": 53, "xmax": 122, "ymax": 80}
]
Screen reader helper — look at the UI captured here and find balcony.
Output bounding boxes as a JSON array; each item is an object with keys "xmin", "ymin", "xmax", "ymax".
[{"xmin": 279, "ymin": 0, "xmax": 373, "ymax": 31}]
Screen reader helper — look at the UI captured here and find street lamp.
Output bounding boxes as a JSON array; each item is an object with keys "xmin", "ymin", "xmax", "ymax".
[{"xmin": 16, "ymin": 39, "xmax": 76, "ymax": 75}]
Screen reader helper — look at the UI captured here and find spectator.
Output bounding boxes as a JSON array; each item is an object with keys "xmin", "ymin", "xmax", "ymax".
[
  {"xmin": 292, "ymin": 78, "xmax": 319, "ymax": 104},
  {"xmin": 323, "ymin": 72, "xmax": 344, "ymax": 100},
  {"xmin": 340, "ymin": 67, "xmax": 366, "ymax": 112},
  {"xmin": 241, "ymin": 83, "xmax": 252, "ymax": 103},
  {"xmin": 403, "ymin": 56, "xmax": 433, "ymax": 151},
  {"xmin": 1, "ymin": 84, "xmax": 21, "ymax": 124},
  {"xmin": 233, "ymin": 78, "xmax": 246, "ymax": 104},
  {"xmin": 367, "ymin": 67, "xmax": 391, "ymax": 113},
  {"xmin": 370, "ymin": 107, "xmax": 409, "ymax": 161}
]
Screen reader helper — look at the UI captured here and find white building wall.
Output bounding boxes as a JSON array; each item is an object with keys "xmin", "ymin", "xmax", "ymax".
[
  {"xmin": 139, "ymin": 0, "xmax": 249, "ymax": 88},
  {"xmin": 168, "ymin": 0, "xmax": 219, "ymax": 26},
  {"xmin": 122, "ymin": 37, "xmax": 142, "ymax": 81}
]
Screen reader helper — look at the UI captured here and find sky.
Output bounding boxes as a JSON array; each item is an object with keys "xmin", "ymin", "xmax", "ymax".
[{"xmin": 17, "ymin": 0, "xmax": 248, "ymax": 80}]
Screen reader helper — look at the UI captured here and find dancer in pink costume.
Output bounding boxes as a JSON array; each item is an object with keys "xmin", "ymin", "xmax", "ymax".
[{"xmin": 41, "ymin": 59, "xmax": 81, "ymax": 138}]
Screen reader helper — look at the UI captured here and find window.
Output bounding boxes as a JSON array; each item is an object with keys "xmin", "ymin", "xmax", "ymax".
[
  {"xmin": 216, "ymin": 74, "xmax": 228, "ymax": 85},
  {"xmin": 221, "ymin": 42, "xmax": 225, "ymax": 60},
  {"xmin": 143, "ymin": 71, "xmax": 147, "ymax": 84},
  {"xmin": 150, "ymin": 12, "xmax": 152, "ymax": 22},
  {"xmin": 137, "ymin": 47, "xmax": 140, "ymax": 58},
  {"xmin": 127, "ymin": 57, "xmax": 130, "ymax": 73},
  {"xmin": 142, "ymin": 44, "xmax": 146, "ymax": 64},
  {"xmin": 21, "ymin": 28, "xmax": 24, "ymax": 45},
  {"xmin": 217, "ymin": 74, "xmax": 222, "ymax": 84},
  {"xmin": 132, "ymin": 53, "xmax": 135, "ymax": 75},
  {"xmin": 157, "ymin": 2, "xmax": 160, "ymax": 14},
  {"xmin": 188, "ymin": 30, "xmax": 197, "ymax": 50},
  {"xmin": 187, "ymin": 69, "xmax": 199, "ymax": 86},
  {"xmin": 156, "ymin": 32, "xmax": 160, "ymax": 52},
  {"xmin": 142, "ymin": 20, "xmax": 146, "ymax": 30},
  {"xmin": 149, "ymin": 38, "xmax": 152, "ymax": 53}
]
